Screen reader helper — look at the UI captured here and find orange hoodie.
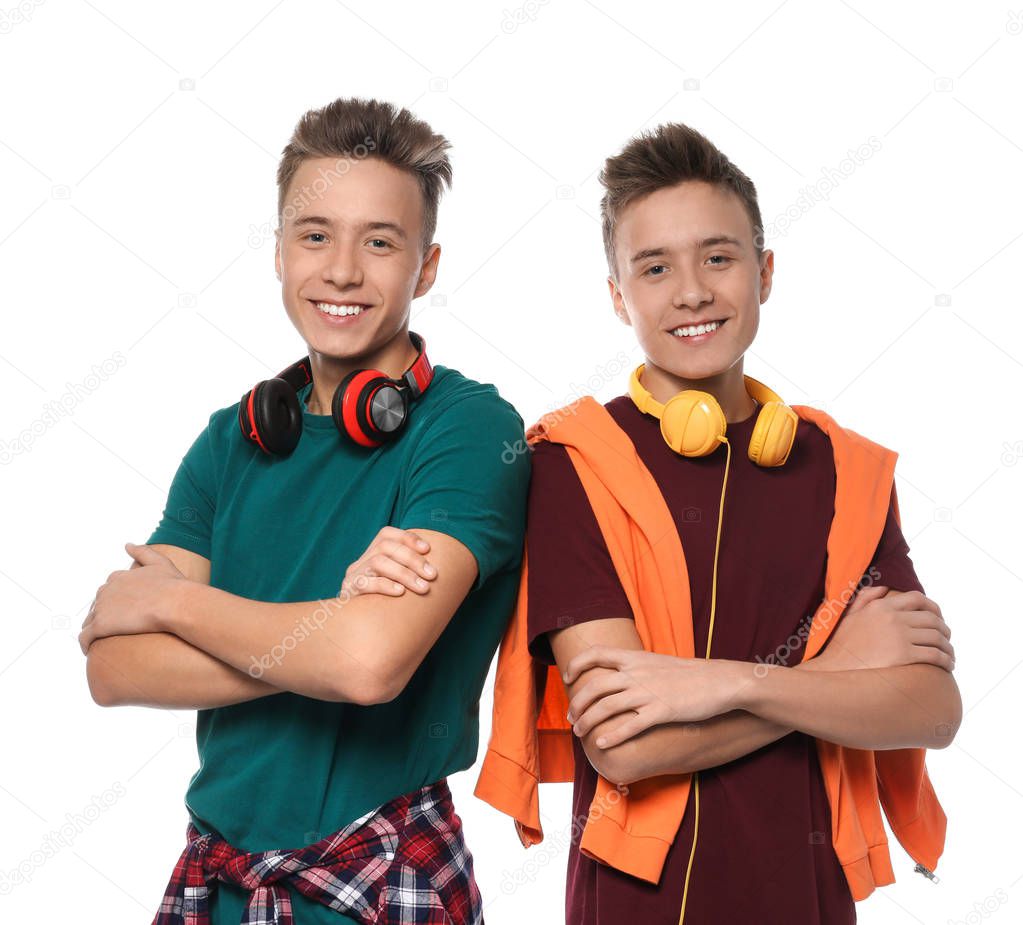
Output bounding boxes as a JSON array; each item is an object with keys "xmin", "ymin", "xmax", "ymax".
[{"xmin": 474, "ymin": 396, "xmax": 947, "ymax": 901}]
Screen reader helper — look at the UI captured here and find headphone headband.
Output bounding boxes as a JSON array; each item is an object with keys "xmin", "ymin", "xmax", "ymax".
[
  {"xmin": 239, "ymin": 331, "xmax": 433, "ymax": 456},
  {"xmin": 628, "ymin": 364, "xmax": 784, "ymax": 418},
  {"xmin": 274, "ymin": 331, "xmax": 431, "ymax": 399},
  {"xmin": 627, "ymin": 362, "xmax": 798, "ymax": 467}
]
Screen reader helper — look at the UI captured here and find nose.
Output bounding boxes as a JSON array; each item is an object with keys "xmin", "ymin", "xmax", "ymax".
[
  {"xmin": 672, "ymin": 268, "xmax": 713, "ymax": 311},
  {"xmin": 322, "ymin": 239, "xmax": 364, "ymax": 289}
]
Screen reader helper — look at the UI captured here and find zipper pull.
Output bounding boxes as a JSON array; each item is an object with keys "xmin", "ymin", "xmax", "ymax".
[{"xmin": 913, "ymin": 862, "xmax": 940, "ymax": 884}]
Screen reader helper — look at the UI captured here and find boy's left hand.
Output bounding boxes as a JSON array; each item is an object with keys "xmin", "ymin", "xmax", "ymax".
[
  {"xmin": 78, "ymin": 543, "xmax": 188, "ymax": 655},
  {"xmin": 563, "ymin": 648, "xmax": 749, "ymax": 748}
]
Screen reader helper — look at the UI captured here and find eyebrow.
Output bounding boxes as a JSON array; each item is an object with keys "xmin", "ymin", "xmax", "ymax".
[
  {"xmin": 292, "ymin": 215, "xmax": 407, "ymax": 241},
  {"xmin": 629, "ymin": 234, "xmax": 744, "ymax": 264}
]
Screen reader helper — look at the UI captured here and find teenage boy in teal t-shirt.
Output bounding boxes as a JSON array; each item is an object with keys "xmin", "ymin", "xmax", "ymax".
[{"xmin": 81, "ymin": 97, "xmax": 529, "ymax": 924}]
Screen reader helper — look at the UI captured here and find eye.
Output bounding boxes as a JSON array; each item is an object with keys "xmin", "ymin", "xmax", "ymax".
[
  {"xmin": 708, "ymin": 255, "xmax": 732, "ymax": 266},
  {"xmin": 304, "ymin": 232, "xmax": 327, "ymax": 243},
  {"xmin": 643, "ymin": 264, "xmax": 667, "ymax": 277},
  {"xmin": 368, "ymin": 238, "xmax": 392, "ymax": 249}
]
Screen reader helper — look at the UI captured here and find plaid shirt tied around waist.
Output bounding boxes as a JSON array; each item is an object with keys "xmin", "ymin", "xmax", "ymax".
[{"xmin": 152, "ymin": 778, "xmax": 482, "ymax": 925}]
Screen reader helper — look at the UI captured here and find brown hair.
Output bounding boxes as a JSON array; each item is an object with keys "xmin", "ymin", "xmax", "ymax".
[
  {"xmin": 276, "ymin": 97, "xmax": 452, "ymax": 251},
  {"xmin": 598, "ymin": 122, "xmax": 764, "ymax": 279}
]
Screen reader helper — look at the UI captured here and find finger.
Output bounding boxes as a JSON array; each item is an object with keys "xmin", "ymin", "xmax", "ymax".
[
  {"xmin": 909, "ymin": 617, "xmax": 953, "ymax": 649},
  {"xmin": 124, "ymin": 542, "xmax": 165, "ymax": 566},
  {"xmin": 888, "ymin": 590, "xmax": 941, "ymax": 620},
  {"xmin": 593, "ymin": 710, "xmax": 657, "ymax": 750},
  {"xmin": 365, "ymin": 556, "xmax": 431, "ymax": 593},
  {"xmin": 909, "ymin": 627, "xmax": 955, "ymax": 660},
  {"xmin": 376, "ymin": 544, "xmax": 436, "ymax": 582},
  {"xmin": 909, "ymin": 644, "xmax": 954, "ymax": 673},
  {"xmin": 905, "ymin": 609, "xmax": 951, "ymax": 640},
  {"xmin": 397, "ymin": 529, "xmax": 431, "ymax": 553},
  {"xmin": 342, "ymin": 575, "xmax": 406, "ymax": 598},
  {"xmin": 563, "ymin": 647, "xmax": 626, "ymax": 685},
  {"xmin": 568, "ymin": 673, "xmax": 629, "ymax": 720},
  {"xmin": 573, "ymin": 691, "xmax": 642, "ymax": 738},
  {"xmin": 379, "ymin": 526, "xmax": 431, "ymax": 553},
  {"xmin": 846, "ymin": 585, "xmax": 888, "ymax": 615}
]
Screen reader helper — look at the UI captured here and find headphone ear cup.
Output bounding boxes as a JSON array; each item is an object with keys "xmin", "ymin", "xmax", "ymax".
[
  {"xmin": 250, "ymin": 377, "xmax": 303, "ymax": 456},
  {"xmin": 334, "ymin": 369, "xmax": 397, "ymax": 447},
  {"xmin": 659, "ymin": 390, "xmax": 727, "ymax": 457},
  {"xmin": 238, "ymin": 389, "xmax": 256, "ymax": 444},
  {"xmin": 748, "ymin": 401, "xmax": 798, "ymax": 467}
]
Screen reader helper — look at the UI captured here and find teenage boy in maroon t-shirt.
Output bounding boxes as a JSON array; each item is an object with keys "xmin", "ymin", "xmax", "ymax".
[{"xmin": 525, "ymin": 123, "xmax": 961, "ymax": 924}]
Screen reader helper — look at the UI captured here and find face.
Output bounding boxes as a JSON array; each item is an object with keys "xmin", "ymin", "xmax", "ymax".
[
  {"xmin": 608, "ymin": 180, "xmax": 773, "ymax": 385},
  {"xmin": 275, "ymin": 156, "xmax": 439, "ymax": 364}
]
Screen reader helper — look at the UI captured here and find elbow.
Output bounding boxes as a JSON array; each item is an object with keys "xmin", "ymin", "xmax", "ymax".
[
  {"xmin": 929, "ymin": 671, "xmax": 963, "ymax": 750},
  {"xmin": 85, "ymin": 642, "xmax": 120, "ymax": 708},
  {"xmin": 929, "ymin": 697, "xmax": 963, "ymax": 750},
  {"xmin": 328, "ymin": 656, "xmax": 408, "ymax": 707},
  {"xmin": 85, "ymin": 650, "xmax": 117, "ymax": 707},
  {"xmin": 353, "ymin": 679, "xmax": 401, "ymax": 707},
  {"xmin": 580, "ymin": 736, "xmax": 644, "ymax": 787}
]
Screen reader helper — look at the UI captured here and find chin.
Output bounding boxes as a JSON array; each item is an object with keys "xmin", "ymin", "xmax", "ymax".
[{"xmin": 650, "ymin": 353, "xmax": 727, "ymax": 383}]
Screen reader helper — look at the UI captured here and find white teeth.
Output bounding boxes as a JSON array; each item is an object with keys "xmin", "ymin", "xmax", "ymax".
[
  {"xmin": 316, "ymin": 302, "xmax": 364, "ymax": 316},
  {"xmin": 671, "ymin": 320, "xmax": 721, "ymax": 337}
]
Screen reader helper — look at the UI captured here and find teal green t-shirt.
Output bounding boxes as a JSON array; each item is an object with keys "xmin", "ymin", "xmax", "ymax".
[{"xmin": 146, "ymin": 363, "xmax": 531, "ymax": 924}]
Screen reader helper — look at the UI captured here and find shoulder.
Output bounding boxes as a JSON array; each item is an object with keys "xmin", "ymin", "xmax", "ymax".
[
  {"xmin": 411, "ymin": 365, "xmax": 525, "ymax": 438},
  {"xmin": 526, "ymin": 438, "xmax": 572, "ymax": 484},
  {"xmin": 206, "ymin": 402, "xmax": 243, "ymax": 456},
  {"xmin": 791, "ymin": 403, "xmax": 896, "ymax": 458}
]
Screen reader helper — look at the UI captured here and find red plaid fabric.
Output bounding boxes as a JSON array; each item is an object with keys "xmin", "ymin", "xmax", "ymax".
[{"xmin": 151, "ymin": 778, "xmax": 482, "ymax": 924}]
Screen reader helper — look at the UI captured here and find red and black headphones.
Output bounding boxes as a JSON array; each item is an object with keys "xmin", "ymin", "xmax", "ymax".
[{"xmin": 238, "ymin": 331, "xmax": 434, "ymax": 456}]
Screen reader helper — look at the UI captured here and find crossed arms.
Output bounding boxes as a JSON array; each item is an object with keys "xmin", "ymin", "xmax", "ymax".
[
  {"xmin": 86, "ymin": 534, "xmax": 964, "ymax": 797},
  {"xmin": 550, "ymin": 586, "xmax": 963, "ymax": 787},
  {"xmin": 84, "ymin": 529, "xmax": 473, "ymax": 710}
]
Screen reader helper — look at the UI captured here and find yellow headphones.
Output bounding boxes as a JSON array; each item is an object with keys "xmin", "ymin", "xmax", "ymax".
[{"xmin": 627, "ymin": 363, "xmax": 799, "ymax": 467}]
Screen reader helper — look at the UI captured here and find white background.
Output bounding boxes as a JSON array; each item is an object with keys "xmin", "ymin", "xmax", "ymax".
[{"xmin": 1, "ymin": 1, "xmax": 1021, "ymax": 922}]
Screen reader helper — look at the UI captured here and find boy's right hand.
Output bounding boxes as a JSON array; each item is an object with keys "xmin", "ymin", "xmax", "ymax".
[
  {"xmin": 806, "ymin": 585, "xmax": 955, "ymax": 673},
  {"xmin": 339, "ymin": 527, "xmax": 438, "ymax": 598}
]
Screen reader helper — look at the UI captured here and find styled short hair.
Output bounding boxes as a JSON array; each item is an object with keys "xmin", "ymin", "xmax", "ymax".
[
  {"xmin": 276, "ymin": 97, "xmax": 452, "ymax": 250},
  {"xmin": 598, "ymin": 122, "xmax": 764, "ymax": 279}
]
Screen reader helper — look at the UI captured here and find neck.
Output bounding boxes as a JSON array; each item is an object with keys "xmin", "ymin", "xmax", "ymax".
[
  {"xmin": 640, "ymin": 360, "xmax": 756, "ymax": 423},
  {"xmin": 304, "ymin": 329, "xmax": 419, "ymax": 416}
]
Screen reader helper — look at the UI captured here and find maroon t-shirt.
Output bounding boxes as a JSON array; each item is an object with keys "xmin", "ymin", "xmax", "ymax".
[{"xmin": 526, "ymin": 394, "xmax": 925, "ymax": 925}]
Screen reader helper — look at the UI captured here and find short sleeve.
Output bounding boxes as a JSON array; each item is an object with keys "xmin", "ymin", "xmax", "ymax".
[
  {"xmin": 863, "ymin": 484, "xmax": 925, "ymax": 595},
  {"xmin": 145, "ymin": 416, "xmax": 217, "ymax": 560},
  {"xmin": 525, "ymin": 441, "xmax": 634, "ymax": 666},
  {"xmin": 394, "ymin": 393, "xmax": 530, "ymax": 594}
]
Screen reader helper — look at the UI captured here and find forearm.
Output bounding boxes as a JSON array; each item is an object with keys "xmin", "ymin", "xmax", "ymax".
[
  {"xmin": 737, "ymin": 662, "xmax": 962, "ymax": 750},
  {"xmin": 591, "ymin": 661, "xmax": 831, "ymax": 783},
  {"xmin": 86, "ymin": 633, "xmax": 283, "ymax": 709},
  {"xmin": 164, "ymin": 582, "xmax": 386, "ymax": 703},
  {"xmin": 593, "ymin": 708, "xmax": 793, "ymax": 784}
]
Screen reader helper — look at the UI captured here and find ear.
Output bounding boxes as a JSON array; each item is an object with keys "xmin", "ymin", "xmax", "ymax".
[
  {"xmin": 607, "ymin": 275, "xmax": 631, "ymax": 326},
  {"xmin": 758, "ymin": 248, "xmax": 774, "ymax": 303},
  {"xmin": 274, "ymin": 229, "xmax": 282, "ymax": 282},
  {"xmin": 413, "ymin": 243, "xmax": 441, "ymax": 299}
]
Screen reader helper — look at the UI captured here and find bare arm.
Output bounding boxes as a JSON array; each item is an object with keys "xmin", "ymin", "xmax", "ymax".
[
  {"xmin": 549, "ymin": 587, "xmax": 957, "ymax": 784},
  {"xmin": 549, "ymin": 618, "xmax": 797, "ymax": 786},
  {"xmin": 737, "ymin": 661, "xmax": 962, "ymax": 750},
  {"xmin": 86, "ymin": 544, "xmax": 283, "ymax": 709},
  {"xmin": 161, "ymin": 529, "xmax": 480, "ymax": 705}
]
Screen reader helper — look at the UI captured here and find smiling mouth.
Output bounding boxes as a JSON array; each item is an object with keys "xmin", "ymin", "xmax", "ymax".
[
  {"xmin": 668, "ymin": 318, "xmax": 728, "ymax": 338},
  {"xmin": 310, "ymin": 299, "xmax": 372, "ymax": 318}
]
